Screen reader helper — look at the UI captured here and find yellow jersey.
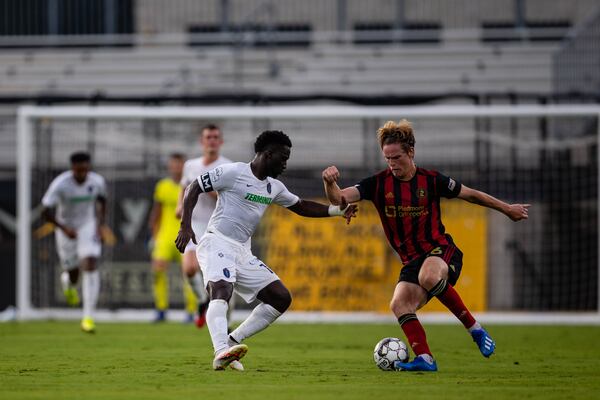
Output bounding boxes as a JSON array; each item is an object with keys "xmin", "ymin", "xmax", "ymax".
[{"xmin": 153, "ymin": 177, "xmax": 181, "ymax": 242}]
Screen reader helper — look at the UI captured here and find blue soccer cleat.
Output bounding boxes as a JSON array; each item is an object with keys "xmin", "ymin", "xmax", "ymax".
[
  {"xmin": 471, "ymin": 327, "xmax": 496, "ymax": 357},
  {"xmin": 394, "ymin": 355, "xmax": 438, "ymax": 372}
]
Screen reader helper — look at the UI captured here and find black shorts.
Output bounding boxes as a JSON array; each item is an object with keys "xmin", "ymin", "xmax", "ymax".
[{"xmin": 399, "ymin": 243, "xmax": 463, "ymax": 290}]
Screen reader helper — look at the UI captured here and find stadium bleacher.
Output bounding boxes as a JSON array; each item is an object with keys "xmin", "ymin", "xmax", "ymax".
[{"xmin": 0, "ymin": 41, "xmax": 556, "ymax": 96}]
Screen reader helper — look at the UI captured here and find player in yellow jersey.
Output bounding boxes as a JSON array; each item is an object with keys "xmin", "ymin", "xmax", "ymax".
[{"xmin": 149, "ymin": 153, "xmax": 197, "ymax": 322}]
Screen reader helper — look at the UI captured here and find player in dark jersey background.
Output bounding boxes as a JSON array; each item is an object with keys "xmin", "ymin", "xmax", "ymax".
[{"xmin": 322, "ymin": 119, "xmax": 530, "ymax": 372}]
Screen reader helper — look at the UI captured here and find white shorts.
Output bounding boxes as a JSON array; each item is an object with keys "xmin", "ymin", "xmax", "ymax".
[
  {"xmin": 186, "ymin": 221, "xmax": 209, "ymax": 253},
  {"xmin": 184, "ymin": 240, "xmax": 197, "ymax": 254},
  {"xmin": 196, "ymin": 230, "xmax": 279, "ymax": 304},
  {"xmin": 55, "ymin": 221, "xmax": 102, "ymax": 270}
]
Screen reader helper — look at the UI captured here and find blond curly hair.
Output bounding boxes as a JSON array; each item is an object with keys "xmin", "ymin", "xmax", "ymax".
[{"xmin": 377, "ymin": 119, "xmax": 415, "ymax": 151}]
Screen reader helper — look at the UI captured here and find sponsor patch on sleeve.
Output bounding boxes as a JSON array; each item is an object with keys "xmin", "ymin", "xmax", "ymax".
[{"xmin": 212, "ymin": 167, "xmax": 223, "ymax": 182}]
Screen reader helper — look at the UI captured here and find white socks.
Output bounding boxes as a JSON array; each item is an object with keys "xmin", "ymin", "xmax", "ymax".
[
  {"xmin": 468, "ymin": 322, "xmax": 482, "ymax": 332},
  {"xmin": 207, "ymin": 299, "xmax": 230, "ymax": 354},
  {"xmin": 229, "ymin": 303, "xmax": 281, "ymax": 345},
  {"xmin": 419, "ymin": 354, "xmax": 435, "ymax": 364},
  {"xmin": 227, "ymin": 294, "xmax": 236, "ymax": 322},
  {"xmin": 187, "ymin": 272, "xmax": 209, "ymax": 304},
  {"xmin": 60, "ymin": 271, "xmax": 73, "ymax": 292},
  {"xmin": 82, "ymin": 270, "xmax": 100, "ymax": 319}
]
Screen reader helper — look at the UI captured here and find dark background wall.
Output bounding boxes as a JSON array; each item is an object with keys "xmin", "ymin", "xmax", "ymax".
[{"xmin": 0, "ymin": 180, "xmax": 16, "ymax": 310}]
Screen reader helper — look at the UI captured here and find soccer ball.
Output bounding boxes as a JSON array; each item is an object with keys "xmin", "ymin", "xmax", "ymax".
[{"xmin": 373, "ymin": 337, "xmax": 409, "ymax": 371}]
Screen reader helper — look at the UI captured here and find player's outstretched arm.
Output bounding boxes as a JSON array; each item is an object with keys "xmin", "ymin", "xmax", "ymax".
[
  {"xmin": 175, "ymin": 180, "xmax": 201, "ymax": 252},
  {"xmin": 288, "ymin": 197, "xmax": 358, "ymax": 224},
  {"xmin": 322, "ymin": 165, "xmax": 361, "ymax": 205},
  {"xmin": 457, "ymin": 185, "xmax": 530, "ymax": 222}
]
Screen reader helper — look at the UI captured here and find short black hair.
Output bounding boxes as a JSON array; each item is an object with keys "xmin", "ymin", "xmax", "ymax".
[
  {"xmin": 254, "ymin": 130, "xmax": 292, "ymax": 153},
  {"xmin": 70, "ymin": 151, "xmax": 91, "ymax": 164},
  {"xmin": 169, "ymin": 152, "xmax": 186, "ymax": 161},
  {"xmin": 201, "ymin": 123, "xmax": 220, "ymax": 134}
]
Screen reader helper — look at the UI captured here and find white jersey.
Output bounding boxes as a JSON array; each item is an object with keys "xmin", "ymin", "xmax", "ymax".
[
  {"xmin": 197, "ymin": 162, "xmax": 299, "ymax": 243},
  {"xmin": 181, "ymin": 155, "xmax": 231, "ymax": 236},
  {"xmin": 41, "ymin": 171, "xmax": 107, "ymax": 228}
]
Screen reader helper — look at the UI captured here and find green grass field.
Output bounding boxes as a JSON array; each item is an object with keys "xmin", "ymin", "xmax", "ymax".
[{"xmin": 1, "ymin": 322, "xmax": 599, "ymax": 400}]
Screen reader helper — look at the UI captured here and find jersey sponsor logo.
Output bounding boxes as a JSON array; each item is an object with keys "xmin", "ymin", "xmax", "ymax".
[
  {"xmin": 200, "ymin": 172, "xmax": 213, "ymax": 192},
  {"xmin": 384, "ymin": 205, "xmax": 429, "ymax": 218},
  {"xmin": 244, "ymin": 193, "xmax": 272, "ymax": 205},
  {"xmin": 69, "ymin": 195, "xmax": 94, "ymax": 203},
  {"xmin": 448, "ymin": 178, "xmax": 456, "ymax": 191}
]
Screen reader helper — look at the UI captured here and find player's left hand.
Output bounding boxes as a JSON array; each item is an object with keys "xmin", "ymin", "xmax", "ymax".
[
  {"xmin": 98, "ymin": 224, "xmax": 116, "ymax": 246},
  {"xmin": 340, "ymin": 196, "xmax": 358, "ymax": 224},
  {"xmin": 175, "ymin": 226, "xmax": 196, "ymax": 253},
  {"xmin": 507, "ymin": 203, "xmax": 530, "ymax": 221}
]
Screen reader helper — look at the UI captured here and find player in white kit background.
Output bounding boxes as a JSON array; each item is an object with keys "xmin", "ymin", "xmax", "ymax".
[
  {"xmin": 176, "ymin": 124, "xmax": 231, "ymax": 327},
  {"xmin": 41, "ymin": 152, "xmax": 108, "ymax": 333},
  {"xmin": 175, "ymin": 130, "xmax": 357, "ymax": 371}
]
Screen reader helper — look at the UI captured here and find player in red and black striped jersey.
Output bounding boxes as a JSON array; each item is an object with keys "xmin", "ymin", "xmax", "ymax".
[{"xmin": 322, "ymin": 119, "xmax": 530, "ymax": 372}]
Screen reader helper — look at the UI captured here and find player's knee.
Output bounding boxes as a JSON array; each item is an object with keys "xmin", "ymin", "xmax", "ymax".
[
  {"xmin": 418, "ymin": 268, "xmax": 442, "ymax": 291},
  {"xmin": 81, "ymin": 257, "xmax": 97, "ymax": 271},
  {"xmin": 208, "ymin": 280, "xmax": 233, "ymax": 302},
  {"xmin": 267, "ymin": 286, "xmax": 292, "ymax": 314},
  {"xmin": 389, "ymin": 296, "xmax": 414, "ymax": 317},
  {"xmin": 277, "ymin": 288, "xmax": 292, "ymax": 312},
  {"xmin": 258, "ymin": 281, "xmax": 292, "ymax": 313},
  {"xmin": 152, "ymin": 261, "xmax": 168, "ymax": 272}
]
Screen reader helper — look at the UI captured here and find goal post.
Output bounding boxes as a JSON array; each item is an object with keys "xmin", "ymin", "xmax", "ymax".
[{"xmin": 16, "ymin": 104, "xmax": 600, "ymax": 324}]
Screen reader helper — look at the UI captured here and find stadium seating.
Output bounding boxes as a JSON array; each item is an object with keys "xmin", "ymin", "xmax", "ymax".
[{"xmin": 0, "ymin": 40, "xmax": 556, "ymax": 96}]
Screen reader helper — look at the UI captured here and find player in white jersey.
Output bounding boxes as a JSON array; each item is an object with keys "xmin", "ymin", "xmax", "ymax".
[
  {"xmin": 41, "ymin": 152, "xmax": 108, "ymax": 333},
  {"xmin": 176, "ymin": 124, "xmax": 231, "ymax": 328},
  {"xmin": 175, "ymin": 130, "xmax": 357, "ymax": 371}
]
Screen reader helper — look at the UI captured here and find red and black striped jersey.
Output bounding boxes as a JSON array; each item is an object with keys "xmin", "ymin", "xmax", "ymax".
[{"xmin": 355, "ymin": 167, "xmax": 462, "ymax": 264}]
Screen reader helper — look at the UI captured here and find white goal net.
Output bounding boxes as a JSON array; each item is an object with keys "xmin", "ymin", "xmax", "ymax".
[{"xmin": 16, "ymin": 104, "xmax": 600, "ymax": 323}]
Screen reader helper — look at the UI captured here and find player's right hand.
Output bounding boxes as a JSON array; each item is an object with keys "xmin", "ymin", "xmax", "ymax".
[
  {"xmin": 506, "ymin": 203, "xmax": 530, "ymax": 221},
  {"xmin": 175, "ymin": 226, "xmax": 196, "ymax": 253},
  {"xmin": 62, "ymin": 226, "xmax": 77, "ymax": 239},
  {"xmin": 322, "ymin": 166, "xmax": 340, "ymax": 184},
  {"xmin": 340, "ymin": 196, "xmax": 358, "ymax": 224}
]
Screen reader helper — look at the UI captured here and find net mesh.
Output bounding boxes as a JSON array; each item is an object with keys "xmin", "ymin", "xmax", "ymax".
[{"xmin": 25, "ymin": 108, "xmax": 598, "ymax": 312}]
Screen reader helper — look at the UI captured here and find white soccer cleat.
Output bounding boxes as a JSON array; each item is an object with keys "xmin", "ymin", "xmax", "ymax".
[
  {"xmin": 229, "ymin": 360, "xmax": 244, "ymax": 371},
  {"xmin": 212, "ymin": 344, "xmax": 248, "ymax": 371}
]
